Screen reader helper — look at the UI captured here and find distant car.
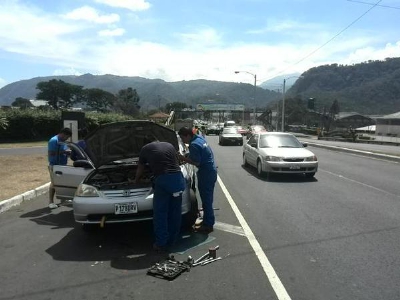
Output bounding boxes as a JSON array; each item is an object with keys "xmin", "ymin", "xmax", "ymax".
[
  {"xmin": 243, "ymin": 132, "xmax": 318, "ymax": 178},
  {"xmin": 219, "ymin": 127, "xmax": 243, "ymax": 146},
  {"xmin": 246, "ymin": 125, "xmax": 267, "ymax": 139},
  {"xmin": 236, "ymin": 126, "xmax": 249, "ymax": 136},
  {"xmin": 205, "ymin": 124, "xmax": 220, "ymax": 135},
  {"xmin": 224, "ymin": 120, "xmax": 236, "ymax": 127},
  {"xmin": 50, "ymin": 120, "xmax": 199, "ymax": 230}
]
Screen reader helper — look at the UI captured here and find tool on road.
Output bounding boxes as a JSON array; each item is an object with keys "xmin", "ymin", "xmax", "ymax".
[
  {"xmin": 200, "ymin": 257, "xmax": 222, "ymax": 266},
  {"xmin": 147, "ymin": 256, "xmax": 191, "ymax": 280},
  {"xmin": 192, "ymin": 245, "xmax": 220, "ymax": 266}
]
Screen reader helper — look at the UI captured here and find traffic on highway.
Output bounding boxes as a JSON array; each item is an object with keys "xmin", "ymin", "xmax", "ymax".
[{"xmin": 1, "ymin": 124, "xmax": 400, "ymax": 300}]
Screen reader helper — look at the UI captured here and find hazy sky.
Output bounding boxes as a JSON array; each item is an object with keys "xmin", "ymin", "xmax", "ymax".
[{"xmin": 1, "ymin": 0, "xmax": 399, "ymax": 88}]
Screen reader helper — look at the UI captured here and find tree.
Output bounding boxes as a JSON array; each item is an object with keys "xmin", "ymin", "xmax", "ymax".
[
  {"xmin": 36, "ymin": 79, "xmax": 83, "ymax": 109},
  {"xmin": 284, "ymin": 96, "xmax": 307, "ymax": 125},
  {"xmin": 12, "ymin": 97, "xmax": 33, "ymax": 109},
  {"xmin": 0, "ymin": 112, "xmax": 8, "ymax": 130},
  {"xmin": 83, "ymin": 88, "xmax": 115, "ymax": 112},
  {"xmin": 165, "ymin": 101, "xmax": 188, "ymax": 112},
  {"xmin": 113, "ymin": 87, "xmax": 141, "ymax": 116},
  {"xmin": 325, "ymin": 99, "xmax": 340, "ymax": 131}
]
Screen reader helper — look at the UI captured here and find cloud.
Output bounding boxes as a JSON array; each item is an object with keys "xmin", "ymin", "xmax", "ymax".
[
  {"xmin": 64, "ymin": 6, "xmax": 120, "ymax": 24},
  {"xmin": 53, "ymin": 68, "xmax": 83, "ymax": 76},
  {"xmin": 0, "ymin": 78, "xmax": 7, "ymax": 89},
  {"xmin": 94, "ymin": 0, "xmax": 151, "ymax": 11},
  {"xmin": 98, "ymin": 28, "xmax": 125, "ymax": 36},
  {"xmin": 175, "ymin": 27, "xmax": 223, "ymax": 47}
]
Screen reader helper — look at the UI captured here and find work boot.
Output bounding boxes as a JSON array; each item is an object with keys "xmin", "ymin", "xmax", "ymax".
[{"xmin": 194, "ymin": 224, "xmax": 213, "ymax": 234}]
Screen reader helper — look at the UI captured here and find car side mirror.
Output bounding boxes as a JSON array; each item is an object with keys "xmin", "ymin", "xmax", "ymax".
[
  {"xmin": 250, "ymin": 142, "xmax": 257, "ymax": 148},
  {"xmin": 73, "ymin": 160, "xmax": 94, "ymax": 169},
  {"xmin": 302, "ymin": 143, "xmax": 308, "ymax": 147}
]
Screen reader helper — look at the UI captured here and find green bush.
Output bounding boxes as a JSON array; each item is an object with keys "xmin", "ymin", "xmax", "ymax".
[{"xmin": 0, "ymin": 109, "xmax": 135, "ymax": 142}]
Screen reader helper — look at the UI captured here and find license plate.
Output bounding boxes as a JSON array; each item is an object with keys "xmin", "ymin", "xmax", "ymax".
[
  {"xmin": 115, "ymin": 202, "xmax": 138, "ymax": 214},
  {"xmin": 289, "ymin": 165, "xmax": 300, "ymax": 170}
]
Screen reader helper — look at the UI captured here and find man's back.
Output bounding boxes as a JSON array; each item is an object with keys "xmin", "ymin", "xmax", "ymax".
[{"xmin": 139, "ymin": 142, "xmax": 180, "ymax": 176}]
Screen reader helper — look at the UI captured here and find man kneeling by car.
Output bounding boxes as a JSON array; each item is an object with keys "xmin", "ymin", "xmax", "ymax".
[{"xmin": 134, "ymin": 141, "xmax": 185, "ymax": 253}]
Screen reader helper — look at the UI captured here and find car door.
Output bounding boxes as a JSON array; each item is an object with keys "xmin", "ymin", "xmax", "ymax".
[
  {"xmin": 246, "ymin": 134, "xmax": 259, "ymax": 166},
  {"xmin": 52, "ymin": 143, "xmax": 94, "ymax": 201}
]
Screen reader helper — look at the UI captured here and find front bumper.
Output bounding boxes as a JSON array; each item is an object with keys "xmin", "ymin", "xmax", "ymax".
[{"xmin": 262, "ymin": 161, "xmax": 318, "ymax": 174}]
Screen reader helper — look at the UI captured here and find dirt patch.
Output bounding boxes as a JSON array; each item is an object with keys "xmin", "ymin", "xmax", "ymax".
[{"xmin": 0, "ymin": 154, "xmax": 50, "ymax": 201}]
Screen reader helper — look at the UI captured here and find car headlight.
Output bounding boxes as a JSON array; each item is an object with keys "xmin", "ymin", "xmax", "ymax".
[
  {"xmin": 304, "ymin": 155, "xmax": 318, "ymax": 161},
  {"xmin": 75, "ymin": 184, "xmax": 100, "ymax": 197},
  {"xmin": 263, "ymin": 156, "xmax": 281, "ymax": 161}
]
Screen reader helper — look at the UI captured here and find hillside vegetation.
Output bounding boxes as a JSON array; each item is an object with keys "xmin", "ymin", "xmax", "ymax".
[
  {"xmin": 288, "ymin": 57, "xmax": 400, "ymax": 114},
  {"xmin": 1, "ymin": 57, "xmax": 399, "ymax": 114}
]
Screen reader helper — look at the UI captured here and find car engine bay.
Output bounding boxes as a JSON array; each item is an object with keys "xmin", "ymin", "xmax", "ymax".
[{"xmin": 85, "ymin": 165, "xmax": 153, "ymax": 190}]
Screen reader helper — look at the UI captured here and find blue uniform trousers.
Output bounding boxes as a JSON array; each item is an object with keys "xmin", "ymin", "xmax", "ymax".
[
  {"xmin": 197, "ymin": 167, "xmax": 217, "ymax": 227},
  {"xmin": 153, "ymin": 172, "xmax": 185, "ymax": 247}
]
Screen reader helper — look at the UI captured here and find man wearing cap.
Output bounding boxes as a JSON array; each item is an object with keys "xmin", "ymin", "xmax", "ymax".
[
  {"xmin": 178, "ymin": 127, "xmax": 217, "ymax": 233},
  {"xmin": 47, "ymin": 127, "xmax": 72, "ymax": 209}
]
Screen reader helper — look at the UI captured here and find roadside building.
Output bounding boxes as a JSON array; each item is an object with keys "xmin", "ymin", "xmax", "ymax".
[
  {"xmin": 332, "ymin": 112, "xmax": 375, "ymax": 130},
  {"xmin": 375, "ymin": 111, "xmax": 400, "ymax": 137}
]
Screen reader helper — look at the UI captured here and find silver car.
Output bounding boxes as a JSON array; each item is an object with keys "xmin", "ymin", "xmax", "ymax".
[
  {"xmin": 243, "ymin": 132, "xmax": 318, "ymax": 178},
  {"xmin": 51, "ymin": 120, "xmax": 198, "ymax": 230},
  {"xmin": 219, "ymin": 127, "xmax": 243, "ymax": 146}
]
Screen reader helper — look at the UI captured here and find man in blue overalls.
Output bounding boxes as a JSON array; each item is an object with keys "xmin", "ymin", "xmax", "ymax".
[
  {"xmin": 47, "ymin": 127, "xmax": 72, "ymax": 209},
  {"xmin": 135, "ymin": 141, "xmax": 185, "ymax": 252},
  {"xmin": 178, "ymin": 127, "xmax": 217, "ymax": 233}
]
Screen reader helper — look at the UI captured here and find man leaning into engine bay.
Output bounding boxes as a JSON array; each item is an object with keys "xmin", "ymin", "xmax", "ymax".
[{"xmin": 134, "ymin": 141, "xmax": 185, "ymax": 253}]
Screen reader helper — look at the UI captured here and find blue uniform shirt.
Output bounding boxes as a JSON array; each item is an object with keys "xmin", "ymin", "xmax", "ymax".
[
  {"xmin": 188, "ymin": 135, "xmax": 216, "ymax": 171},
  {"xmin": 48, "ymin": 135, "xmax": 69, "ymax": 166}
]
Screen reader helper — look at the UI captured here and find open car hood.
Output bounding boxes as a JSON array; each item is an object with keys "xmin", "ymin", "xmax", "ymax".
[{"xmin": 85, "ymin": 120, "xmax": 178, "ymax": 168}]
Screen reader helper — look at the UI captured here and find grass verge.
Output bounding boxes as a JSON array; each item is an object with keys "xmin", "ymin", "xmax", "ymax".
[
  {"xmin": 0, "ymin": 154, "xmax": 49, "ymax": 201},
  {"xmin": 0, "ymin": 141, "xmax": 47, "ymax": 148}
]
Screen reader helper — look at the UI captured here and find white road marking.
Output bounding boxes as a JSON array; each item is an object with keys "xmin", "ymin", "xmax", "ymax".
[
  {"xmin": 320, "ymin": 169, "xmax": 400, "ymax": 199},
  {"xmin": 214, "ymin": 221, "xmax": 245, "ymax": 236},
  {"xmin": 217, "ymin": 175, "xmax": 292, "ymax": 300}
]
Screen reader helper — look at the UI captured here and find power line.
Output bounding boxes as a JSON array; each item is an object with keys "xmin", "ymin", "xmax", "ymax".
[
  {"xmin": 347, "ymin": 0, "xmax": 400, "ymax": 10},
  {"xmin": 267, "ymin": 0, "xmax": 383, "ymax": 80}
]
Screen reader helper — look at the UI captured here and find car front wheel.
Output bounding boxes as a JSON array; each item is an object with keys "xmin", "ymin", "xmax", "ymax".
[
  {"xmin": 257, "ymin": 159, "xmax": 264, "ymax": 177},
  {"xmin": 182, "ymin": 189, "xmax": 199, "ymax": 230},
  {"xmin": 243, "ymin": 154, "xmax": 249, "ymax": 167}
]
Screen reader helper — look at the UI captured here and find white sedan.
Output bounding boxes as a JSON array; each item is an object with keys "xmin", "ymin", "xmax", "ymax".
[
  {"xmin": 243, "ymin": 132, "xmax": 318, "ymax": 178},
  {"xmin": 51, "ymin": 121, "xmax": 199, "ymax": 231}
]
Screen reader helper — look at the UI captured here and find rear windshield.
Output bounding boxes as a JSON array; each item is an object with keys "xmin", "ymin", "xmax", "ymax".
[{"xmin": 223, "ymin": 128, "xmax": 238, "ymax": 134}]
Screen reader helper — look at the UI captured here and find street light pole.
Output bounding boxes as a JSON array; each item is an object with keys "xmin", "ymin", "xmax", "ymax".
[
  {"xmin": 281, "ymin": 79, "xmax": 286, "ymax": 132},
  {"xmin": 281, "ymin": 75, "xmax": 303, "ymax": 132},
  {"xmin": 235, "ymin": 70, "xmax": 257, "ymax": 124}
]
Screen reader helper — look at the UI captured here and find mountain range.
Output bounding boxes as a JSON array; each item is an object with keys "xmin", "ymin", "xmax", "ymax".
[{"xmin": 1, "ymin": 57, "xmax": 399, "ymax": 115}]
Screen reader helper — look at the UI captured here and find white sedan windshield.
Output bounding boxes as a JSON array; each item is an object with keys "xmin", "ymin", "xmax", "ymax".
[{"xmin": 259, "ymin": 135, "xmax": 303, "ymax": 148}]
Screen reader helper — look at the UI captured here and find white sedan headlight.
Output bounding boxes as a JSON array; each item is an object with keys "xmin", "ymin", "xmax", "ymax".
[
  {"xmin": 304, "ymin": 155, "xmax": 318, "ymax": 161},
  {"xmin": 263, "ymin": 156, "xmax": 281, "ymax": 161},
  {"xmin": 75, "ymin": 184, "xmax": 100, "ymax": 197}
]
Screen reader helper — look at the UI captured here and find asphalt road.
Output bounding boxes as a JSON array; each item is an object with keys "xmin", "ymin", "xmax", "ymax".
[{"xmin": 1, "ymin": 135, "xmax": 399, "ymax": 300}]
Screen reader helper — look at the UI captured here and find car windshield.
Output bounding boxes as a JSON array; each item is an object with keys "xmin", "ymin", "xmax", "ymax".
[
  {"xmin": 259, "ymin": 135, "xmax": 303, "ymax": 148},
  {"xmin": 223, "ymin": 128, "xmax": 238, "ymax": 134}
]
